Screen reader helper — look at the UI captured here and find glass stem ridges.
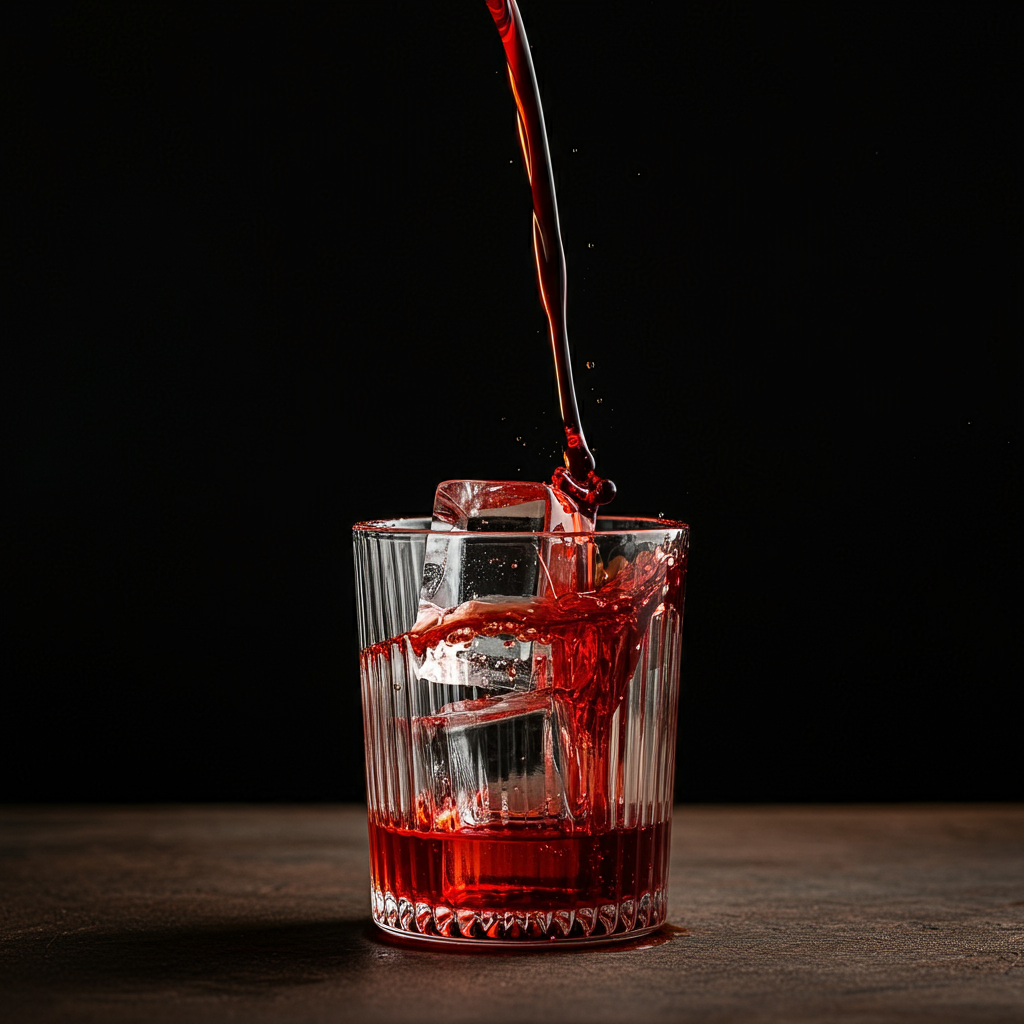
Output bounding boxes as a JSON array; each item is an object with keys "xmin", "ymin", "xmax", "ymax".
[{"xmin": 486, "ymin": 0, "xmax": 616, "ymax": 517}]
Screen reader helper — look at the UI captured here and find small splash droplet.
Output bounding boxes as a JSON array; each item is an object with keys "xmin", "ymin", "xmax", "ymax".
[
  {"xmin": 588, "ymin": 242, "xmax": 594, "ymax": 248},
  {"xmin": 596, "ymin": 398, "xmax": 603, "ymax": 404},
  {"xmin": 586, "ymin": 361, "xmax": 595, "ymax": 369},
  {"xmin": 516, "ymin": 436, "xmax": 522, "ymax": 442},
  {"xmin": 658, "ymin": 512, "xmax": 665, "ymax": 519},
  {"xmin": 393, "ymin": 683, "xmax": 401, "ymax": 691}
]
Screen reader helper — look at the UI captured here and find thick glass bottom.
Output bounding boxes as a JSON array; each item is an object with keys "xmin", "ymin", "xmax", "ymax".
[{"xmin": 370, "ymin": 885, "xmax": 667, "ymax": 946}]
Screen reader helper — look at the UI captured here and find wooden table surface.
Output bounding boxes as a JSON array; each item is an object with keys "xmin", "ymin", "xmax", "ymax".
[{"xmin": 1, "ymin": 805, "xmax": 1021, "ymax": 1023}]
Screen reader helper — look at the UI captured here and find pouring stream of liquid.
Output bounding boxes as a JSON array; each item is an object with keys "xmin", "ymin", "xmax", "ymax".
[{"xmin": 486, "ymin": 0, "xmax": 616, "ymax": 517}]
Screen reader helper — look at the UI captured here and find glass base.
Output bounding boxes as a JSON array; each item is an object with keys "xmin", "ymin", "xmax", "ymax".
[{"xmin": 370, "ymin": 886, "xmax": 666, "ymax": 948}]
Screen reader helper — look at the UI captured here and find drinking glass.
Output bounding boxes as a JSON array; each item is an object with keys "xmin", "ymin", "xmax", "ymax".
[{"xmin": 353, "ymin": 516, "xmax": 689, "ymax": 946}]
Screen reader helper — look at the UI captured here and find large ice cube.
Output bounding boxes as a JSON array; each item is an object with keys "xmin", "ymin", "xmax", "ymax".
[
  {"xmin": 414, "ymin": 689, "xmax": 570, "ymax": 827},
  {"xmin": 414, "ymin": 480, "xmax": 592, "ymax": 698},
  {"xmin": 419, "ymin": 480, "xmax": 592, "ymax": 620}
]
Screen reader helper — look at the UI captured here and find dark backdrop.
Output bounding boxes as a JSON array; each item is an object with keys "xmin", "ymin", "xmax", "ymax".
[{"xmin": 7, "ymin": 3, "xmax": 1019, "ymax": 802}]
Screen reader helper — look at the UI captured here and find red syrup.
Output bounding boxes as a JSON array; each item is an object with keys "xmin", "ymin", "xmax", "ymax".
[
  {"xmin": 363, "ymin": 543, "xmax": 688, "ymax": 941},
  {"xmin": 485, "ymin": 0, "xmax": 616, "ymax": 517},
  {"xmin": 368, "ymin": 819, "xmax": 671, "ymax": 940}
]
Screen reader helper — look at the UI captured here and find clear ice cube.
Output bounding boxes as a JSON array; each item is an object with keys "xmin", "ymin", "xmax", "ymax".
[
  {"xmin": 414, "ymin": 689, "xmax": 570, "ymax": 827},
  {"xmin": 409, "ymin": 481, "xmax": 594, "ymax": 820},
  {"xmin": 419, "ymin": 479, "xmax": 592, "ymax": 618},
  {"xmin": 414, "ymin": 480, "xmax": 591, "ymax": 697}
]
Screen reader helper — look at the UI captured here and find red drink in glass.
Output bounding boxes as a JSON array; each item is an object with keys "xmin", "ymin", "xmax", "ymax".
[{"xmin": 355, "ymin": 518, "xmax": 688, "ymax": 945}]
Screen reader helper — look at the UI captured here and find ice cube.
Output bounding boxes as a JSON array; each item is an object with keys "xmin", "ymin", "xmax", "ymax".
[
  {"xmin": 414, "ymin": 481, "xmax": 591, "ymax": 700},
  {"xmin": 418, "ymin": 480, "xmax": 593, "ymax": 623},
  {"xmin": 415, "ymin": 633, "xmax": 549, "ymax": 693},
  {"xmin": 413, "ymin": 689, "xmax": 570, "ymax": 827}
]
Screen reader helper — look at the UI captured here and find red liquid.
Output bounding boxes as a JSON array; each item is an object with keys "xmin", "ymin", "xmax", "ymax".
[
  {"xmin": 368, "ymin": 818, "xmax": 672, "ymax": 940},
  {"xmin": 362, "ymin": 540, "xmax": 687, "ymax": 942},
  {"xmin": 368, "ymin": 545, "xmax": 685, "ymax": 829},
  {"xmin": 486, "ymin": 0, "xmax": 616, "ymax": 516}
]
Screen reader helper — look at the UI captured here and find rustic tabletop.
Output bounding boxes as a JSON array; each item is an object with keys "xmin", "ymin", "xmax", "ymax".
[{"xmin": 1, "ymin": 805, "xmax": 1021, "ymax": 1023}]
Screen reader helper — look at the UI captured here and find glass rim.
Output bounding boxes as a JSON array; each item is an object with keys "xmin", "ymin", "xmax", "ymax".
[{"xmin": 352, "ymin": 515, "xmax": 689, "ymax": 539}]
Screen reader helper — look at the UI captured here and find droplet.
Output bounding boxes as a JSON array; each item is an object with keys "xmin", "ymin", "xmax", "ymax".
[
  {"xmin": 393, "ymin": 683, "xmax": 401, "ymax": 691},
  {"xmin": 588, "ymin": 242, "xmax": 594, "ymax": 248},
  {"xmin": 658, "ymin": 512, "xmax": 665, "ymax": 519},
  {"xmin": 586, "ymin": 361, "xmax": 595, "ymax": 369},
  {"xmin": 516, "ymin": 436, "xmax": 522, "ymax": 442},
  {"xmin": 596, "ymin": 398, "xmax": 603, "ymax": 404}
]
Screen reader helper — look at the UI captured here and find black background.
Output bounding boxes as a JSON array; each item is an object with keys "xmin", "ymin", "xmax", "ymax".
[{"xmin": 7, "ymin": 3, "xmax": 1019, "ymax": 802}]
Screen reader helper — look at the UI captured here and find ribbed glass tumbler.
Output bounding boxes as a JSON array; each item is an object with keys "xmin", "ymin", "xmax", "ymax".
[{"xmin": 353, "ymin": 516, "xmax": 689, "ymax": 947}]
